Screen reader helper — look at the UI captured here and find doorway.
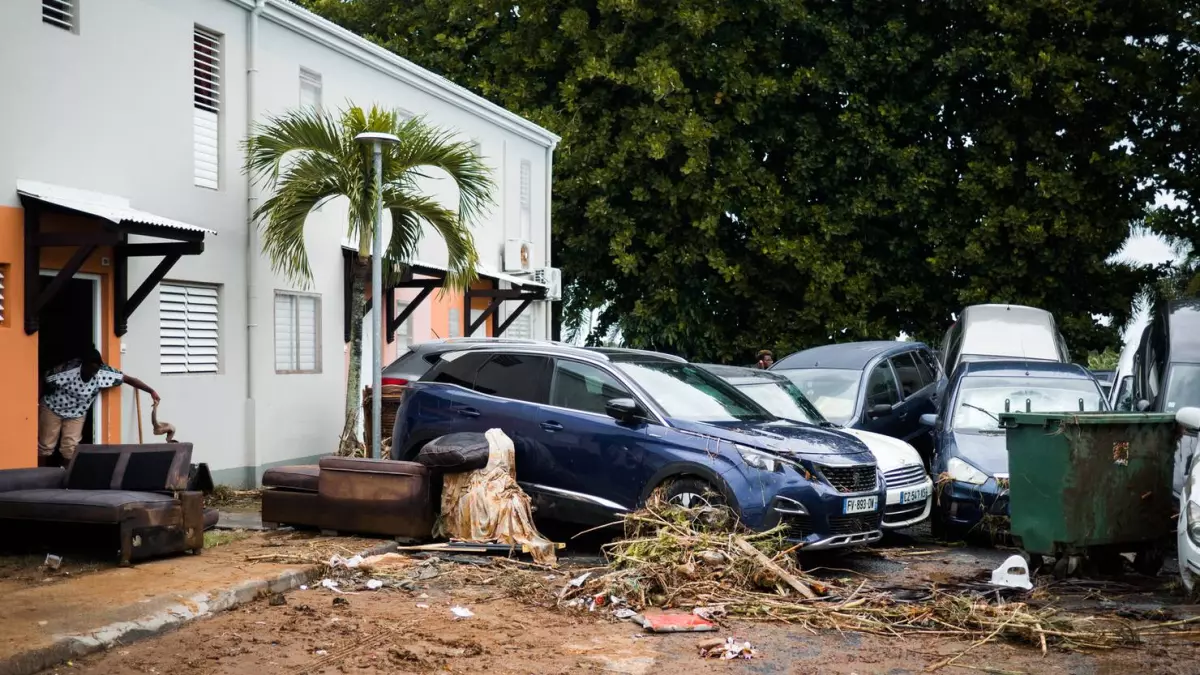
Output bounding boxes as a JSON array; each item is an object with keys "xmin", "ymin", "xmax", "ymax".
[{"xmin": 38, "ymin": 272, "xmax": 102, "ymax": 446}]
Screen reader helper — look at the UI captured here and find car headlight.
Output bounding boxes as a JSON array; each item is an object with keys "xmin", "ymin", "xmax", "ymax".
[
  {"xmin": 1189, "ymin": 502, "xmax": 1200, "ymax": 547},
  {"xmin": 947, "ymin": 457, "xmax": 989, "ymax": 486},
  {"xmin": 737, "ymin": 445, "xmax": 784, "ymax": 473}
]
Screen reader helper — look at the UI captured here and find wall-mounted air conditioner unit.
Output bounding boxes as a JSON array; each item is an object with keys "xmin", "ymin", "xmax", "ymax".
[
  {"xmin": 504, "ymin": 239, "xmax": 534, "ymax": 272},
  {"xmin": 533, "ymin": 267, "xmax": 562, "ymax": 301}
]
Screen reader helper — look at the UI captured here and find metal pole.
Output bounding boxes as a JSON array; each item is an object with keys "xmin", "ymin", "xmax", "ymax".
[{"xmin": 371, "ymin": 140, "xmax": 384, "ymax": 460}]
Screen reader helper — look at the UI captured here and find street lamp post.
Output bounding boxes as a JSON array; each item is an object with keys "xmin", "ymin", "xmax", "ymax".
[{"xmin": 355, "ymin": 131, "xmax": 400, "ymax": 459}]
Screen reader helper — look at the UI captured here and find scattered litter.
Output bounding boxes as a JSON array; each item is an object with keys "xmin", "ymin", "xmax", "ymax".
[
  {"xmin": 332, "ymin": 597, "xmax": 349, "ymax": 607},
  {"xmin": 43, "ymin": 554, "xmax": 62, "ymax": 571},
  {"xmin": 634, "ymin": 610, "xmax": 716, "ymax": 633},
  {"xmin": 613, "ymin": 608, "xmax": 638, "ymax": 620},
  {"xmin": 418, "ymin": 593, "xmax": 429, "ymax": 599},
  {"xmin": 990, "ymin": 555, "xmax": 1034, "ymax": 591},
  {"xmin": 416, "ymin": 603, "xmax": 430, "ymax": 609},
  {"xmin": 320, "ymin": 578, "xmax": 343, "ymax": 593},
  {"xmin": 692, "ymin": 605, "xmax": 727, "ymax": 620},
  {"xmin": 314, "ymin": 649, "xmax": 328, "ymax": 656},
  {"xmin": 567, "ymin": 572, "xmax": 592, "ymax": 587},
  {"xmin": 451, "ymin": 606, "xmax": 474, "ymax": 619},
  {"xmin": 268, "ymin": 593, "xmax": 287, "ymax": 606},
  {"xmin": 588, "ymin": 593, "xmax": 608, "ymax": 611},
  {"xmin": 299, "ymin": 585, "xmax": 308, "ymax": 591},
  {"xmin": 698, "ymin": 637, "xmax": 756, "ymax": 660},
  {"xmin": 358, "ymin": 552, "xmax": 410, "ymax": 569},
  {"xmin": 37, "ymin": 621, "xmax": 47, "ymax": 626},
  {"xmin": 365, "ymin": 579, "xmax": 384, "ymax": 591},
  {"xmin": 329, "ymin": 554, "xmax": 364, "ymax": 569}
]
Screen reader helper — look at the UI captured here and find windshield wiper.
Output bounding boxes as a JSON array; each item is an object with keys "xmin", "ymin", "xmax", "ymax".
[{"xmin": 960, "ymin": 402, "xmax": 1001, "ymax": 426}]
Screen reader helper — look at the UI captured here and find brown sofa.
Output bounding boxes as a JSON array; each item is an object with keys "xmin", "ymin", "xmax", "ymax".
[
  {"xmin": 0, "ymin": 444, "xmax": 206, "ymax": 564},
  {"xmin": 261, "ymin": 456, "xmax": 434, "ymax": 540}
]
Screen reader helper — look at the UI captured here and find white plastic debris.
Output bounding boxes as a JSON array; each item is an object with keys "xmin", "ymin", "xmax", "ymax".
[
  {"xmin": 698, "ymin": 637, "xmax": 756, "ymax": 660},
  {"xmin": 450, "ymin": 606, "xmax": 474, "ymax": 619},
  {"xmin": 613, "ymin": 608, "xmax": 638, "ymax": 620},
  {"xmin": 299, "ymin": 585, "xmax": 308, "ymax": 591},
  {"xmin": 566, "ymin": 572, "xmax": 591, "ymax": 588},
  {"xmin": 44, "ymin": 554, "xmax": 62, "ymax": 570},
  {"xmin": 320, "ymin": 578, "xmax": 344, "ymax": 593},
  {"xmin": 365, "ymin": 579, "xmax": 383, "ymax": 590},
  {"xmin": 328, "ymin": 554, "xmax": 364, "ymax": 569},
  {"xmin": 990, "ymin": 554, "xmax": 1034, "ymax": 590},
  {"xmin": 416, "ymin": 603, "xmax": 430, "ymax": 609},
  {"xmin": 314, "ymin": 649, "xmax": 328, "ymax": 656}
]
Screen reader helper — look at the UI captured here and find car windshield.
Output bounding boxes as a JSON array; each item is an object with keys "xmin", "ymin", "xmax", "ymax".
[
  {"xmin": 733, "ymin": 380, "xmax": 827, "ymax": 425},
  {"xmin": 615, "ymin": 361, "xmax": 774, "ymax": 423},
  {"xmin": 775, "ymin": 369, "xmax": 861, "ymax": 426},
  {"xmin": 1163, "ymin": 363, "xmax": 1200, "ymax": 412},
  {"xmin": 952, "ymin": 375, "xmax": 1105, "ymax": 431}
]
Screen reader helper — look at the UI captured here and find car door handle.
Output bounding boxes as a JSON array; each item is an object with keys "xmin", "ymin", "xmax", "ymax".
[
  {"xmin": 540, "ymin": 421, "xmax": 564, "ymax": 432},
  {"xmin": 456, "ymin": 407, "xmax": 480, "ymax": 418}
]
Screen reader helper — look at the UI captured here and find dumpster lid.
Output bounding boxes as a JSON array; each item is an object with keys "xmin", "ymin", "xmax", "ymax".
[{"xmin": 999, "ymin": 411, "xmax": 1179, "ymax": 427}]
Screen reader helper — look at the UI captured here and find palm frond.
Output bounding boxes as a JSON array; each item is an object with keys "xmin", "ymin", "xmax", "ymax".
[
  {"xmin": 243, "ymin": 107, "xmax": 346, "ymax": 185},
  {"xmin": 382, "ymin": 187, "xmax": 480, "ymax": 291},
  {"xmin": 252, "ymin": 151, "xmax": 349, "ymax": 285}
]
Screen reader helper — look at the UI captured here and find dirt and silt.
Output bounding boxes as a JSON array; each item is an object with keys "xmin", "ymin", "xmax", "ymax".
[{"xmin": 31, "ymin": 516, "xmax": 1200, "ymax": 675}]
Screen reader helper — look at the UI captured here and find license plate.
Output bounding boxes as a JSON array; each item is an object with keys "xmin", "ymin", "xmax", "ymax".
[
  {"xmin": 900, "ymin": 485, "xmax": 930, "ymax": 505},
  {"xmin": 843, "ymin": 495, "xmax": 878, "ymax": 514}
]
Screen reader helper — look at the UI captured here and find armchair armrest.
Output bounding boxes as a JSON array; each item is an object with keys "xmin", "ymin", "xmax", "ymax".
[{"xmin": 0, "ymin": 467, "xmax": 66, "ymax": 492}]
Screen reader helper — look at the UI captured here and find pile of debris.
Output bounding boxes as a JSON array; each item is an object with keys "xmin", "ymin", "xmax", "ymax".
[{"xmin": 559, "ymin": 497, "xmax": 1195, "ymax": 654}]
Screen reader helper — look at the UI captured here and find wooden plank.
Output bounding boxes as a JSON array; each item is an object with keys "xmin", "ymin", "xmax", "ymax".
[{"xmin": 733, "ymin": 536, "xmax": 817, "ymax": 599}]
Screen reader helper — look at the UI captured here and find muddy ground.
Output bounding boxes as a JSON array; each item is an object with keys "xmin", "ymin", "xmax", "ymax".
[{"xmin": 33, "ymin": 527, "xmax": 1200, "ymax": 675}]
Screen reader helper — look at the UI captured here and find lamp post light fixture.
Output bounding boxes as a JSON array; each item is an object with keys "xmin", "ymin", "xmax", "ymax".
[{"xmin": 355, "ymin": 131, "xmax": 400, "ymax": 459}]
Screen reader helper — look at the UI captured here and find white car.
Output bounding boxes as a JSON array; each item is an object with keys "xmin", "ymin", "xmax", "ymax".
[
  {"xmin": 700, "ymin": 364, "xmax": 934, "ymax": 530},
  {"xmin": 1177, "ymin": 407, "xmax": 1200, "ymax": 591}
]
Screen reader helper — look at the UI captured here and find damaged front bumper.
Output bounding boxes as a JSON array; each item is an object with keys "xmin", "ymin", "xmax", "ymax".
[{"xmin": 937, "ymin": 476, "xmax": 1009, "ymax": 532}]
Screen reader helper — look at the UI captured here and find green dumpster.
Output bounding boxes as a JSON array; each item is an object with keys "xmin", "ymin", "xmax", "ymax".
[{"xmin": 1001, "ymin": 412, "xmax": 1179, "ymax": 577}]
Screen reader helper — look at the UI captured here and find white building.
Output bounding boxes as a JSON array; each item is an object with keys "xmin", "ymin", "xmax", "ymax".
[{"xmin": 0, "ymin": 0, "xmax": 559, "ymax": 484}]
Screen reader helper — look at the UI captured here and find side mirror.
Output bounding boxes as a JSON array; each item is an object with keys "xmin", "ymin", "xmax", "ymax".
[
  {"xmin": 605, "ymin": 398, "xmax": 642, "ymax": 424},
  {"xmin": 1136, "ymin": 399, "xmax": 1152, "ymax": 412},
  {"xmin": 1178, "ymin": 407, "xmax": 1200, "ymax": 433},
  {"xmin": 919, "ymin": 413, "xmax": 937, "ymax": 427},
  {"xmin": 868, "ymin": 403, "xmax": 893, "ymax": 418}
]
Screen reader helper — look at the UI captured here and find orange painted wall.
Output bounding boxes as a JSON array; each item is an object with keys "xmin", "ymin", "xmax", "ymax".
[
  {"xmin": 427, "ymin": 279, "xmax": 495, "ymax": 339},
  {"xmin": 0, "ymin": 208, "xmax": 123, "ymax": 469},
  {"xmin": 0, "ymin": 207, "xmax": 38, "ymax": 469}
]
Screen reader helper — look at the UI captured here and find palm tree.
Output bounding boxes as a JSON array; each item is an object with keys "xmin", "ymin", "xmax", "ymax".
[{"xmin": 244, "ymin": 105, "xmax": 492, "ymax": 455}]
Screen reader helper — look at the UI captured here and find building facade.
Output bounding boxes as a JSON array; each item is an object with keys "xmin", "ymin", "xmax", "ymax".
[{"xmin": 0, "ymin": 0, "xmax": 559, "ymax": 484}]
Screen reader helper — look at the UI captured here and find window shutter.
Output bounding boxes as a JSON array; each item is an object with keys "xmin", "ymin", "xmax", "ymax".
[
  {"xmin": 506, "ymin": 313, "xmax": 533, "ymax": 340},
  {"xmin": 299, "ymin": 68, "xmax": 322, "ymax": 109},
  {"xmin": 275, "ymin": 292, "xmax": 321, "ymax": 372},
  {"xmin": 160, "ymin": 284, "xmax": 220, "ymax": 374},
  {"xmin": 274, "ymin": 294, "xmax": 296, "ymax": 371},
  {"xmin": 42, "ymin": 0, "xmax": 74, "ymax": 31},
  {"xmin": 193, "ymin": 27, "xmax": 221, "ymax": 189},
  {"xmin": 448, "ymin": 308, "xmax": 461, "ymax": 338},
  {"xmin": 519, "ymin": 159, "xmax": 532, "ymax": 240},
  {"xmin": 0, "ymin": 265, "xmax": 7, "ymax": 325}
]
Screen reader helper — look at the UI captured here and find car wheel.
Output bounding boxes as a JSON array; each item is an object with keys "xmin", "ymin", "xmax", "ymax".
[
  {"xmin": 1134, "ymin": 549, "xmax": 1165, "ymax": 577},
  {"xmin": 661, "ymin": 478, "xmax": 726, "ymax": 509}
]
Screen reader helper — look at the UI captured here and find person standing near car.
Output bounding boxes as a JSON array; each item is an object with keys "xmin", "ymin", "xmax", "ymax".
[
  {"xmin": 754, "ymin": 350, "xmax": 774, "ymax": 369},
  {"xmin": 39, "ymin": 348, "xmax": 160, "ymax": 466}
]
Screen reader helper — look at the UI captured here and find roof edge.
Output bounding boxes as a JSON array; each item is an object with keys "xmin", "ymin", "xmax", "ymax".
[{"xmin": 236, "ymin": 0, "xmax": 559, "ymax": 148}]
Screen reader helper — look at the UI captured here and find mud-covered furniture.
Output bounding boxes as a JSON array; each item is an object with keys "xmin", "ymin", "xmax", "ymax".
[
  {"xmin": 261, "ymin": 457, "xmax": 434, "ymax": 540},
  {"xmin": 0, "ymin": 444, "xmax": 206, "ymax": 565}
]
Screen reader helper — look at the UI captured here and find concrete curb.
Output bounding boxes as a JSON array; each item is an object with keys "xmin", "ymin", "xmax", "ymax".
[{"xmin": 0, "ymin": 540, "xmax": 399, "ymax": 675}]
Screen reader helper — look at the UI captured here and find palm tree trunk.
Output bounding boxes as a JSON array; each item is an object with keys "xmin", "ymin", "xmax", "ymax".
[{"xmin": 339, "ymin": 256, "xmax": 370, "ymax": 456}]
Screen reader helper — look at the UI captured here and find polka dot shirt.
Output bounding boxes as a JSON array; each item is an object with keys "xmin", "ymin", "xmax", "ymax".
[{"xmin": 42, "ymin": 360, "xmax": 123, "ymax": 420}]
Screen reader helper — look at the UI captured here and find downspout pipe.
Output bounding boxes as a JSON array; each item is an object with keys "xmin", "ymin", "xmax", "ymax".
[
  {"xmin": 543, "ymin": 141, "xmax": 557, "ymax": 339},
  {"xmin": 244, "ymin": 0, "xmax": 266, "ymax": 484}
]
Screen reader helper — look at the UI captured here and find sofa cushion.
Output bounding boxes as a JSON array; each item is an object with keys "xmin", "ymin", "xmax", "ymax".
[
  {"xmin": 318, "ymin": 456, "xmax": 429, "ymax": 477},
  {"xmin": 0, "ymin": 468, "xmax": 65, "ymax": 492},
  {"xmin": 0, "ymin": 489, "xmax": 177, "ymax": 524},
  {"xmin": 262, "ymin": 465, "xmax": 320, "ymax": 492}
]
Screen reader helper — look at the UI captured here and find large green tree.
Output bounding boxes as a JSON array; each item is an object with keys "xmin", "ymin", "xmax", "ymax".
[
  {"xmin": 244, "ymin": 105, "xmax": 491, "ymax": 454},
  {"xmin": 303, "ymin": 0, "xmax": 1196, "ymax": 362}
]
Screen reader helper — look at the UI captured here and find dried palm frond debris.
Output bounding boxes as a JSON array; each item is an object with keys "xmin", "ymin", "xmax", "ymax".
[{"xmin": 558, "ymin": 496, "xmax": 1198, "ymax": 652}]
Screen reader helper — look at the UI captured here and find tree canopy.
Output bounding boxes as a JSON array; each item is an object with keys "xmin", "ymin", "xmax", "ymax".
[{"xmin": 302, "ymin": 0, "xmax": 1198, "ymax": 362}]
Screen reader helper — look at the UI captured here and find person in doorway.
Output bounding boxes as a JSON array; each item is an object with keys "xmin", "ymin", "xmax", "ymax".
[
  {"xmin": 754, "ymin": 350, "xmax": 774, "ymax": 369},
  {"xmin": 39, "ymin": 348, "xmax": 159, "ymax": 466}
]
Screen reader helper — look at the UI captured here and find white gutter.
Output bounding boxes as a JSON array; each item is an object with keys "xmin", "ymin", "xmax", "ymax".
[
  {"xmin": 244, "ymin": 0, "xmax": 265, "ymax": 479},
  {"xmin": 544, "ymin": 142, "xmax": 556, "ymax": 338}
]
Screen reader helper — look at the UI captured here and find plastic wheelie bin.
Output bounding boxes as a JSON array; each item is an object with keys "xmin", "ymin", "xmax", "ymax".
[{"xmin": 1001, "ymin": 411, "xmax": 1180, "ymax": 578}]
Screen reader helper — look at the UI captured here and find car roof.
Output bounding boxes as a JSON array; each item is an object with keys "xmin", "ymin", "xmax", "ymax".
[
  {"xmin": 958, "ymin": 359, "xmax": 1093, "ymax": 379},
  {"xmin": 429, "ymin": 342, "xmax": 687, "ymax": 364},
  {"xmin": 1166, "ymin": 298, "xmax": 1200, "ymax": 361},
  {"xmin": 408, "ymin": 337, "xmax": 548, "ymax": 354},
  {"xmin": 697, "ymin": 363, "xmax": 788, "ymax": 385},
  {"xmin": 772, "ymin": 341, "xmax": 925, "ymax": 371}
]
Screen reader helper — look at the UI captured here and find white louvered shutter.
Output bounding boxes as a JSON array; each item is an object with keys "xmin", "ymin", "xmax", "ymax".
[
  {"xmin": 275, "ymin": 293, "xmax": 320, "ymax": 372},
  {"xmin": 448, "ymin": 308, "xmax": 461, "ymax": 338},
  {"xmin": 160, "ymin": 284, "xmax": 220, "ymax": 374},
  {"xmin": 193, "ymin": 27, "xmax": 221, "ymax": 189},
  {"xmin": 506, "ymin": 313, "xmax": 533, "ymax": 340},
  {"xmin": 519, "ymin": 160, "xmax": 532, "ymax": 240},
  {"xmin": 43, "ymin": 0, "xmax": 74, "ymax": 31}
]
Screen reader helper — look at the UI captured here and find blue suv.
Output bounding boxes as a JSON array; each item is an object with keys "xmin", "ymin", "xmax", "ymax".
[{"xmin": 393, "ymin": 344, "xmax": 885, "ymax": 550}]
